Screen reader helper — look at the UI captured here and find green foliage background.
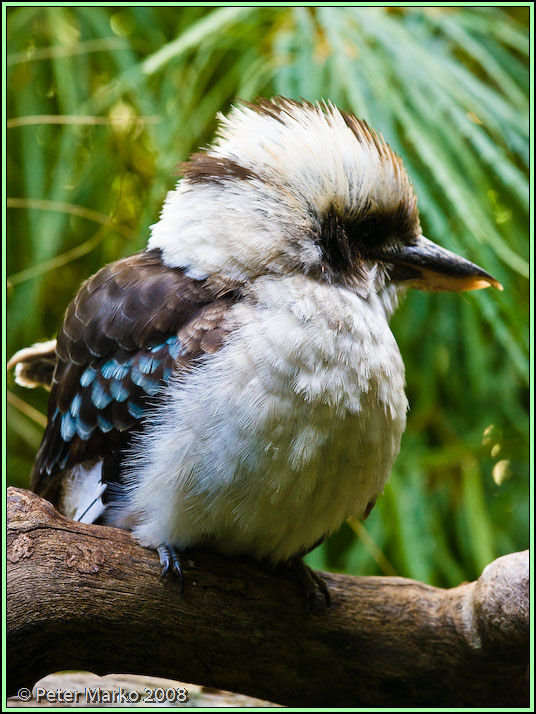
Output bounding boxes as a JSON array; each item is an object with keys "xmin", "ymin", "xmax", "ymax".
[{"xmin": 6, "ymin": 6, "xmax": 530, "ymax": 587}]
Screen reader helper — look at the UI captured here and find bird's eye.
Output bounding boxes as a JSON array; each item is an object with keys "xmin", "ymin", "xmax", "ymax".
[
  {"xmin": 345, "ymin": 214, "xmax": 394, "ymax": 253},
  {"xmin": 342, "ymin": 217, "xmax": 399, "ymax": 257},
  {"xmin": 315, "ymin": 203, "xmax": 419, "ymax": 282},
  {"xmin": 353, "ymin": 215, "xmax": 380, "ymax": 241},
  {"xmin": 345, "ymin": 202, "xmax": 419, "ymax": 256}
]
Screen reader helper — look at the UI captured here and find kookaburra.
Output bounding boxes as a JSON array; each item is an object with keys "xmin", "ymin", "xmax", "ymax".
[{"xmin": 9, "ymin": 97, "xmax": 502, "ymax": 608}]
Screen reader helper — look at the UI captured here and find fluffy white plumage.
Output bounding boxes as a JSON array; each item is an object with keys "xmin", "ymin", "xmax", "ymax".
[
  {"xmin": 123, "ymin": 274, "xmax": 407, "ymax": 561},
  {"xmin": 63, "ymin": 462, "xmax": 106, "ymax": 524}
]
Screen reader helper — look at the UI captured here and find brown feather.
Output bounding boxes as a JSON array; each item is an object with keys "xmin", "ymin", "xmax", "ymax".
[{"xmin": 31, "ymin": 249, "xmax": 241, "ymax": 502}]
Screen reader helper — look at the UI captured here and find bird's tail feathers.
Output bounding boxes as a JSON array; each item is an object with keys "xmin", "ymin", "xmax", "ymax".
[{"xmin": 7, "ymin": 339, "xmax": 57, "ymax": 389}]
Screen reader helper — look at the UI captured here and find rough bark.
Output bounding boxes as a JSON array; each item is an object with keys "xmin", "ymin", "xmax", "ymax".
[{"xmin": 7, "ymin": 487, "xmax": 529, "ymax": 707}]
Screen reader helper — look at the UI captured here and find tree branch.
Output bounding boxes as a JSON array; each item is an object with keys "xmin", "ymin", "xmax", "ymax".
[{"xmin": 7, "ymin": 487, "xmax": 529, "ymax": 707}]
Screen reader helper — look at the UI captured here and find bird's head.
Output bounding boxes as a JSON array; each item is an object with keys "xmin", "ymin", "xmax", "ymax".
[{"xmin": 149, "ymin": 97, "xmax": 501, "ymax": 307}]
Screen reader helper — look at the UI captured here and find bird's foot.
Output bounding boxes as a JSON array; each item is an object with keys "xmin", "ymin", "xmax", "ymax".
[
  {"xmin": 157, "ymin": 544, "xmax": 184, "ymax": 594},
  {"xmin": 288, "ymin": 556, "xmax": 331, "ymax": 614}
]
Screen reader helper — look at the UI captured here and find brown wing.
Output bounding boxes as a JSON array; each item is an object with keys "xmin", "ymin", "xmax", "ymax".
[{"xmin": 32, "ymin": 248, "xmax": 240, "ymax": 502}]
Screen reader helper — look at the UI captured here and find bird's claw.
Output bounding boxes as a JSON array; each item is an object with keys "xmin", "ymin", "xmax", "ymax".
[
  {"xmin": 157, "ymin": 544, "xmax": 184, "ymax": 594},
  {"xmin": 288, "ymin": 557, "xmax": 331, "ymax": 614}
]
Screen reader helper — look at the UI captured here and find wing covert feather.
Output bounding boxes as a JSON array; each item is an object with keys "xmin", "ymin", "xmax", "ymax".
[{"xmin": 32, "ymin": 249, "xmax": 240, "ymax": 501}]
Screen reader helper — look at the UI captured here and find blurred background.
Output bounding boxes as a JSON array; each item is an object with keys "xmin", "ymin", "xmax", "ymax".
[{"xmin": 6, "ymin": 6, "xmax": 529, "ymax": 587}]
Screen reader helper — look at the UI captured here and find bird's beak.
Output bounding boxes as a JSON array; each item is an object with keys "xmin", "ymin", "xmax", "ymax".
[{"xmin": 378, "ymin": 236, "xmax": 503, "ymax": 292}]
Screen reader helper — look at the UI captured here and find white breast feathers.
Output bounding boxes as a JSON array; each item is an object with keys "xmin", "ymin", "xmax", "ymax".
[{"xmin": 118, "ymin": 274, "xmax": 408, "ymax": 563}]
